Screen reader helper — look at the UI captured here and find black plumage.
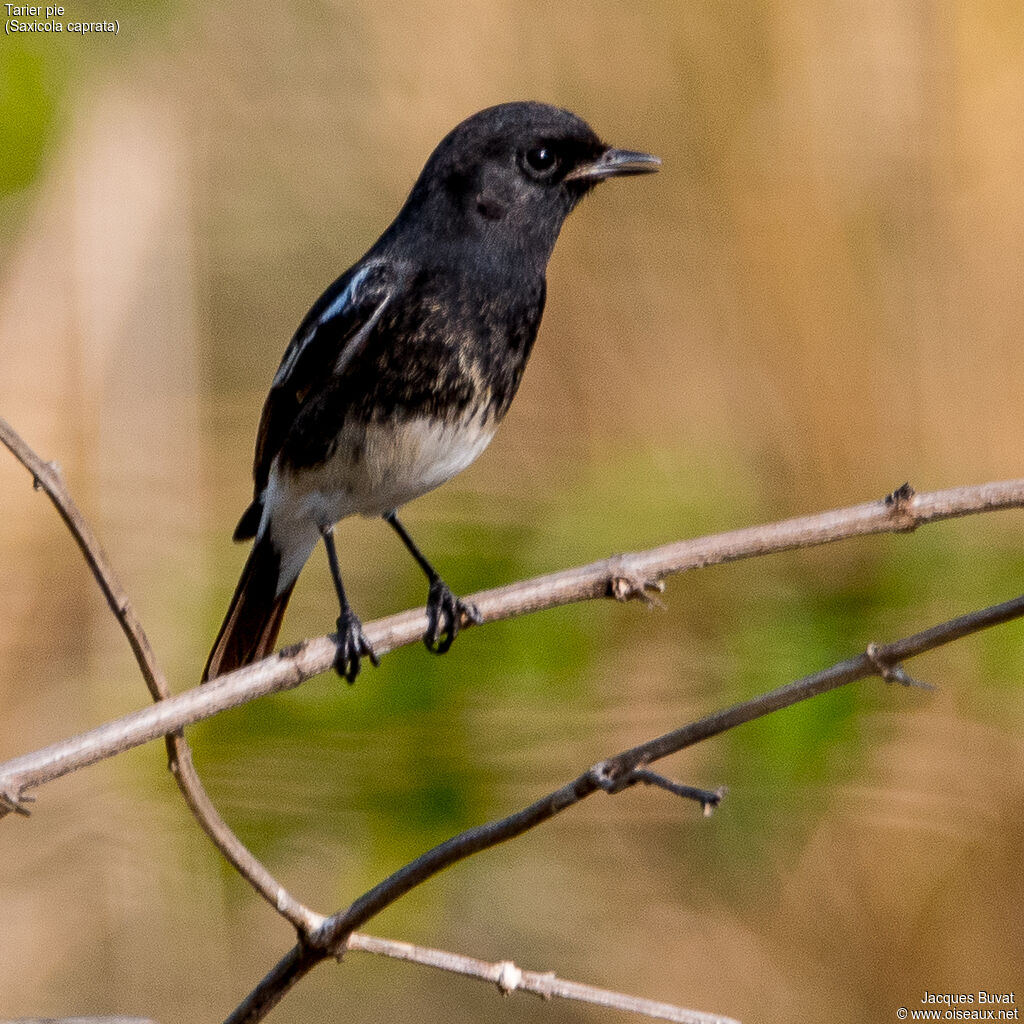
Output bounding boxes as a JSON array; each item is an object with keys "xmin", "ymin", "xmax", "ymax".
[{"xmin": 204, "ymin": 101, "xmax": 659, "ymax": 683}]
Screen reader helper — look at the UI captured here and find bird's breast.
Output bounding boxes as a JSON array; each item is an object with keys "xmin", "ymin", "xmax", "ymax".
[
  {"xmin": 268, "ymin": 269, "xmax": 543, "ymax": 530},
  {"xmin": 275, "ymin": 405, "xmax": 499, "ymax": 528},
  {"xmin": 352, "ymin": 407, "xmax": 499, "ymax": 513}
]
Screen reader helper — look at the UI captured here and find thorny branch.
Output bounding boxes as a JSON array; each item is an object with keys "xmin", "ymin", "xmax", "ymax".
[
  {"xmin": 0, "ymin": 416, "xmax": 323, "ymax": 932},
  {"xmin": 4, "ymin": 418, "xmax": 1024, "ymax": 1024},
  {"xmin": 0, "ymin": 417, "xmax": 738, "ymax": 1024},
  {"xmin": 4, "ymin": 469, "xmax": 1024, "ymax": 806},
  {"xmin": 225, "ymin": 590, "xmax": 1024, "ymax": 1022}
]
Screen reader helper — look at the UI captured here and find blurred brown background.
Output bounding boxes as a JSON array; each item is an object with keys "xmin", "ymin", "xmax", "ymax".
[{"xmin": 1, "ymin": 2, "xmax": 1023, "ymax": 1023}]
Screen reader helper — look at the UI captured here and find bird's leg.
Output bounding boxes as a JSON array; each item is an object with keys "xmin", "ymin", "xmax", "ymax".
[
  {"xmin": 321, "ymin": 526, "xmax": 378, "ymax": 682},
  {"xmin": 383, "ymin": 511, "xmax": 482, "ymax": 654}
]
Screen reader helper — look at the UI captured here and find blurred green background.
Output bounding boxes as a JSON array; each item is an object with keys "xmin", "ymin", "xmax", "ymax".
[{"xmin": 2, "ymin": 3, "xmax": 1023, "ymax": 1023}]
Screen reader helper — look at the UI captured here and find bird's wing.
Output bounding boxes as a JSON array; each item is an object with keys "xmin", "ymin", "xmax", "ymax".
[{"xmin": 233, "ymin": 259, "xmax": 395, "ymax": 540}]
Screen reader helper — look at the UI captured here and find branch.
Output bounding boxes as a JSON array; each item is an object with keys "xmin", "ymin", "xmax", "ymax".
[
  {"xmin": 0, "ymin": 417, "xmax": 164, "ymax": 702},
  {"xmin": 5, "ymin": 419, "xmax": 1023, "ymax": 1024},
  {"xmin": 225, "ymin": 589, "xmax": 1024, "ymax": 1021},
  {"xmin": 3, "ymin": 475, "xmax": 1024, "ymax": 809},
  {"xmin": 2, "ymin": 417, "xmax": 737, "ymax": 1024},
  {"xmin": 346, "ymin": 933, "xmax": 741, "ymax": 1024},
  {"xmin": 0, "ymin": 416, "xmax": 323, "ymax": 932}
]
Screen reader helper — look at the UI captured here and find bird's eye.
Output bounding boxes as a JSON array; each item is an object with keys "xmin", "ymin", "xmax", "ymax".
[{"xmin": 521, "ymin": 146, "xmax": 560, "ymax": 177}]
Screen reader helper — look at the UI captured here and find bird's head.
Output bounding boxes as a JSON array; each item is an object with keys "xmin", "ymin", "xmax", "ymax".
[{"xmin": 390, "ymin": 101, "xmax": 660, "ymax": 274}]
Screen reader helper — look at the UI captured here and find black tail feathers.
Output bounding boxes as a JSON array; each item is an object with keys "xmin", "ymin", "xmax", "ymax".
[
  {"xmin": 232, "ymin": 498, "xmax": 263, "ymax": 542},
  {"xmin": 203, "ymin": 536, "xmax": 295, "ymax": 682}
]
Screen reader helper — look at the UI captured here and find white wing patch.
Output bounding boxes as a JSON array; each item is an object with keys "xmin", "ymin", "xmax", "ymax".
[
  {"xmin": 271, "ymin": 261, "xmax": 384, "ymax": 389},
  {"xmin": 318, "ymin": 262, "xmax": 373, "ymax": 326}
]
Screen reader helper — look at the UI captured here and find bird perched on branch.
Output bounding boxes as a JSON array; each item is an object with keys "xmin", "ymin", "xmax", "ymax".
[{"xmin": 203, "ymin": 101, "xmax": 659, "ymax": 683}]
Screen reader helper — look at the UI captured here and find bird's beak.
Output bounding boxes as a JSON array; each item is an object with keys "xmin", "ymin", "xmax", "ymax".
[{"xmin": 564, "ymin": 147, "xmax": 661, "ymax": 182}]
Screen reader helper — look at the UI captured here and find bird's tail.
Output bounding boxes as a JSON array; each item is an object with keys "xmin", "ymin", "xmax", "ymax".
[{"xmin": 203, "ymin": 536, "xmax": 297, "ymax": 682}]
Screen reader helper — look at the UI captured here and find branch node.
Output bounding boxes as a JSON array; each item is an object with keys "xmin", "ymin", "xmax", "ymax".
[
  {"xmin": 589, "ymin": 760, "xmax": 724, "ymax": 815},
  {"xmin": 866, "ymin": 642, "xmax": 936, "ymax": 691},
  {"xmin": 607, "ymin": 566, "xmax": 666, "ymax": 607},
  {"xmin": 883, "ymin": 481, "xmax": 919, "ymax": 532},
  {"xmin": 32, "ymin": 459, "xmax": 63, "ymax": 491},
  {"xmin": 495, "ymin": 959, "xmax": 523, "ymax": 996},
  {"xmin": 0, "ymin": 785, "xmax": 34, "ymax": 817},
  {"xmin": 590, "ymin": 757, "xmax": 632, "ymax": 793},
  {"xmin": 534, "ymin": 971, "xmax": 557, "ymax": 1000}
]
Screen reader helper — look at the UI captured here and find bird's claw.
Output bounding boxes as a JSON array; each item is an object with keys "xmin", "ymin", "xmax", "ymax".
[
  {"xmin": 334, "ymin": 609, "xmax": 378, "ymax": 683},
  {"xmin": 424, "ymin": 579, "xmax": 481, "ymax": 654}
]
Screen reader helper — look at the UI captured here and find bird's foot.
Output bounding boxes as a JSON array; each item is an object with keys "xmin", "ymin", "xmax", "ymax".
[
  {"xmin": 424, "ymin": 579, "xmax": 482, "ymax": 654},
  {"xmin": 334, "ymin": 609, "xmax": 379, "ymax": 683}
]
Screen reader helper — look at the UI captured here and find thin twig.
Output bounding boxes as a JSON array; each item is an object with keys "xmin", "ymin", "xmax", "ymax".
[
  {"xmin": 4, "ymin": 471, "xmax": 1024, "ymax": 807},
  {"xmin": 0, "ymin": 417, "xmax": 164, "ymax": 702},
  {"xmin": 226, "ymin": 589, "xmax": 1024, "ymax": 1021},
  {"xmin": 2, "ymin": 416, "xmax": 742, "ymax": 1024},
  {"xmin": 346, "ymin": 933, "xmax": 742, "ymax": 1024},
  {"xmin": 0, "ymin": 417, "xmax": 323, "ymax": 933},
  {"xmin": 6, "ymin": 418, "xmax": 1024, "ymax": 1024},
  {"xmin": 624, "ymin": 770, "xmax": 725, "ymax": 815}
]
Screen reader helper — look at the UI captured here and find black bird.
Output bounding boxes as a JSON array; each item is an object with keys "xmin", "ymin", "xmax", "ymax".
[{"xmin": 204, "ymin": 101, "xmax": 659, "ymax": 683}]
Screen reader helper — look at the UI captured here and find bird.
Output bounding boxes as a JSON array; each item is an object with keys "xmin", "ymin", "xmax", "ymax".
[{"xmin": 203, "ymin": 100, "xmax": 659, "ymax": 684}]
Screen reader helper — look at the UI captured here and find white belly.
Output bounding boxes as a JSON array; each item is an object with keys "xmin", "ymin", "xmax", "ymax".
[
  {"xmin": 341, "ymin": 411, "xmax": 497, "ymax": 515},
  {"xmin": 265, "ymin": 408, "xmax": 496, "ymax": 539}
]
